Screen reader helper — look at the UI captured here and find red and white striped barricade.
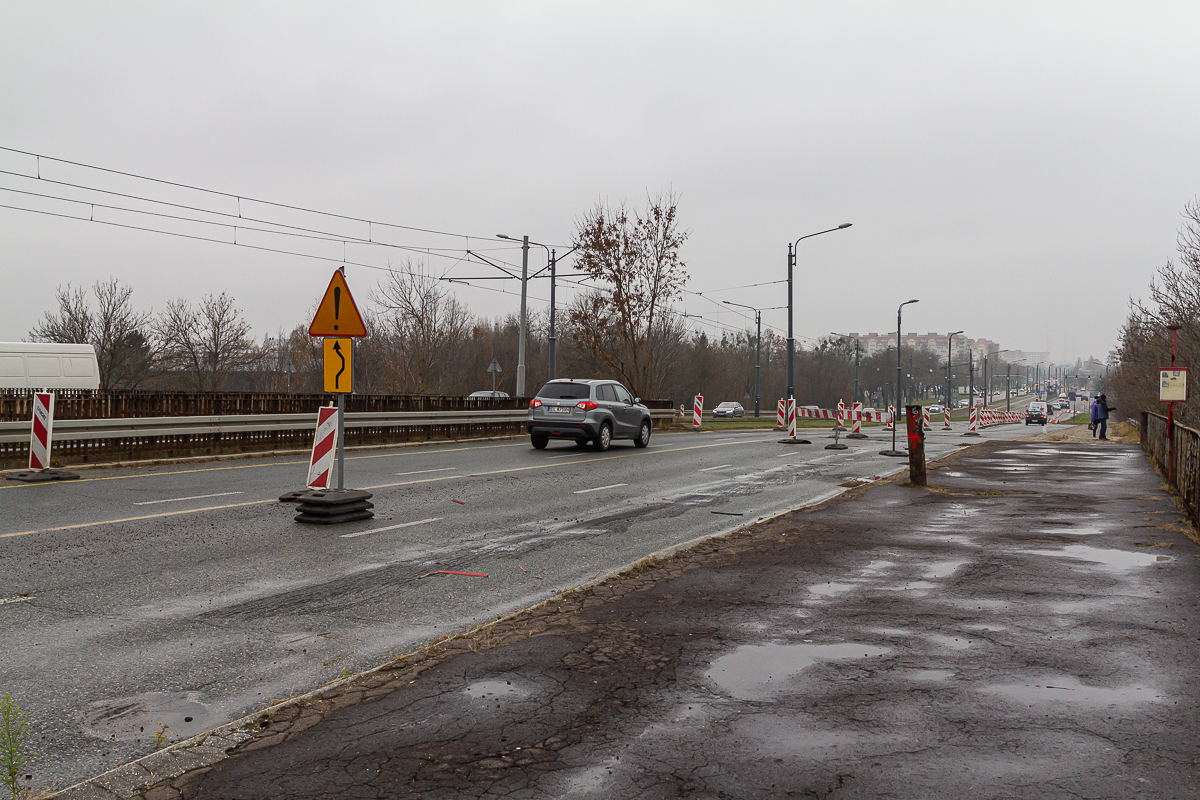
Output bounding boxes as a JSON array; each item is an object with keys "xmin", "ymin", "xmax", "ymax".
[
  {"xmin": 837, "ymin": 400, "xmax": 846, "ymax": 430},
  {"xmin": 28, "ymin": 392, "xmax": 55, "ymax": 470},
  {"xmin": 787, "ymin": 397, "xmax": 797, "ymax": 439},
  {"xmin": 692, "ymin": 395, "xmax": 704, "ymax": 428},
  {"xmin": 306, "ymin": 406, "xmax": 339, "ymax": 489},
  {"xmin": 943, "ymin": 408, "xmax": 952, "ymax": 430},
  {"xmin": 922, "ymin": 406, "xmax": 932, "ymax": 432},
  {"xmin": 776, "ymin": 398, "xmax": 786, "ymax": 429},
  {"xmin": 849, "ymin": 402, "xmax": 863, "ymax": 436},
  {"xmin": 965, "ymin": 406, "xmax": 979, "ymax": 433},
  {"xmin": 886, "ymin": 405, "xmax": 895, "ymax": 430}
]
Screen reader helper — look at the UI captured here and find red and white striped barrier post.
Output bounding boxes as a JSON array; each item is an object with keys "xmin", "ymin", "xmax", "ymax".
[
  {"xmin": 305, "ymin": 406, "xmax": 339, "ymax": 489},
  {"xmin": 836, "ymin": 400, "xmax": 846, "ymax": 430},
  {"xmin": 963, "ymin": 406, "xmax": 980, "ymax": 436},
  {"xmin": 787, "ymin": 396, "xmax": 797, "ymax": 439},
  {"xmin": 693, "ymin": 395, "xmax": 704, "ymax": 429},
  {"xmin": 776, "ymin": 398, "xmax": 786, "ymax": 429},
  {"xmin": 943, "ymin": 408, "xmax": 952, "ymax": 430},
  {"xmin": 886, "ymin": 405, "xmax": 895, "ymax": 430},
  {"xmin": 922, "ymin": 406, "xmax": 931, "ymax": 432},
  {"xmin": 28, "ymin": 392, "xmax": 55, "ymax": 470},
  {"xmin": 847, "ymin": 401, "xmax": 868, "ymax": 439}
]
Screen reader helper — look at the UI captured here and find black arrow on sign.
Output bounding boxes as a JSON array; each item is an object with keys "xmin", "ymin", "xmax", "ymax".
[{"xmin": 333, "ymin": 341, "xmax": 346, "ymax": 389}]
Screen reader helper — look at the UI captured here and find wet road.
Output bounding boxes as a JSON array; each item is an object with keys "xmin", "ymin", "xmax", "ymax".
[
  {"xmin": 139, "ymin": 435, "xmax": 1200, "ymax": 800},
  {"xmin": 0, "ymin": 423, "xmax": 1037, "ymax": 791}
]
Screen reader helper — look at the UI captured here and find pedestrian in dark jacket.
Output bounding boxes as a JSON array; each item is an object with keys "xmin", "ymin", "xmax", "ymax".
[{"xmin": 1092, "ymin": 394, "xmax": 1113, "ymax": 439}]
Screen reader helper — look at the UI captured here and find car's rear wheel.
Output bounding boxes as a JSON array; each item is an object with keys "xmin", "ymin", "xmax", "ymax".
[
  {"xmin": 594, "ymin": 422, "xmax": 612, "ymax": 451},
  {"xmin": 634, "ymin": 420, "xmax": 651, "ymax": 448},
  {"xmin": 531, "ymin": 434, "xmax": 548, "ymax": 449}
]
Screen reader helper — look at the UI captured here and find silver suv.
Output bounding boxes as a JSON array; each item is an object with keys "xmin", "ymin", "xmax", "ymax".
[{"xmin": 527, "ymin": 379, "xmax": 652, "ymax": 451}]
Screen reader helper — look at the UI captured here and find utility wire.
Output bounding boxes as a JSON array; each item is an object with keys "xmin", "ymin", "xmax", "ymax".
[{"xmin": 0, "ymin": 145, "xmax": 489, "ymax": 240}]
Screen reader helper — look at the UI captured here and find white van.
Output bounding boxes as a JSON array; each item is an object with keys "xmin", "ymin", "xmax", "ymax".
[{"xmin": 0, "ymin": 343, "xmax": 100, "ymax": 390}]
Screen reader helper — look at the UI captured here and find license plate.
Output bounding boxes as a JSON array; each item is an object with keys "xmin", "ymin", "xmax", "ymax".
[{"xmin": 547, "ymin": 406, "xmax": 573, "ymax": 414}]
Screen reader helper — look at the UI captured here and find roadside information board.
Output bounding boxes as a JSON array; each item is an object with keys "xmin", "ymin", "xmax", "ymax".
[
  {"xmin": 1160, "ymin": 368, "xmax": 1188, "ymax": 402},
  {"xmin": 323, "ymin": 338, "xmax": 353, "ymax": 393}
]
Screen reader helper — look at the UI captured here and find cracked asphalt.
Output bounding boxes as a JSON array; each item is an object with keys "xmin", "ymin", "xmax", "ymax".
[{"xmin": 94, "ymin": 434, "xmax": 1200, "ymax": 799}]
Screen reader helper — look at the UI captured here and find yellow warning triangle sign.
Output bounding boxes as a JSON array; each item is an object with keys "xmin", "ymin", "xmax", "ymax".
[{"xmin": 309, "ymin": 270, "xmax": 367, "ymax": 337}]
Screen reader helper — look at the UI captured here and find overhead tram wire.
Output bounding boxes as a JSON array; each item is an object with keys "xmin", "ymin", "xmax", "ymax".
[
  {"xmin": 0, "ymin": 201, "xmax": 488, "ymax": 278},
  {"xmin": 0, "ymin": 179, "xmax": 525, "ymax": 269},
  {"xmin": 0, "ymin": 145, "xmax": 489, "ymax": 240}
]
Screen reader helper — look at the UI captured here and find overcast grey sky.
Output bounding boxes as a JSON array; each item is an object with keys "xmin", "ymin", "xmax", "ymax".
[{"xmin": 2, "ymin": 1, "xmax": 1198, "ymax": 363}]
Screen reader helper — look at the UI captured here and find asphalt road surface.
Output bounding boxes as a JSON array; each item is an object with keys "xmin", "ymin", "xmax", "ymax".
[{"xmin": 1, "ymin": 423, "xmax": 1038, "ymax": 791}]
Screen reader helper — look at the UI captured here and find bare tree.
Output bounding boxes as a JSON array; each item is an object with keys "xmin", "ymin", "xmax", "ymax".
[
  {"xmin": 30, "ymin": 278, "xmax": 153, "ymax": 390},
  {"xmin": 153, "ymin": 292, "xmax": 255, "ymax": 391},
  {"xmin": 568, "ymin": 191, "xmax": 690, "ymax": 397},
  {"xmin": 372, "ymin": 260, "xmax": 471, "ymax": 394}
]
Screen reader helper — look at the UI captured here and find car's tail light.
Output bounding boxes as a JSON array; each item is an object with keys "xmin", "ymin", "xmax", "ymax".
[
  {"xmin": 529, "ymin": 399, "xmax": 542, "ymax": 409},
  {"xmin": 576, "ymin": 400, "xmax": 598, "ymax": 411}
]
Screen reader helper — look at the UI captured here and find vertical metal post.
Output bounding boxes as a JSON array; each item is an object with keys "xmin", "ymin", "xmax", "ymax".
[
  {"xmin": 946, "ymin": 336, "xmax": 953, "ymax": 410},
  {"xmin": 1006, "ymin": 364, "xmax": 1011, "ymax": 412},
  {"xmin": 754, "ymin": 309, "xmax": 761, "ymax": 417},
  {"xmin": 548, "ymin": 248, "xmax": 557, "ymax": 381},
  {"xmin": 516, "ymin": 235, "xmax": 530, "ymax": 396},
  {"xmin": 853, "ymin": 338, "xmax": 860, "ymax": 407},
  {"xmin": 894, "ymin": 313, "xmax": 902, "ymax": 453},
  {"xmin": 786, "ymin": 244, "xmax": 795, "ymax": 401},
  {"xmin": 968, "ymin": 349, "xmax": 974, "ymax": 411},
  {"xmin": 336, "ymin": 392, "xmax": 345, "ymax": 490}
]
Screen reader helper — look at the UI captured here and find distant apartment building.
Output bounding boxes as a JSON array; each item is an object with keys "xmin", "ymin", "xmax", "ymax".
[{"xmin": 846, "ymin": 332, "xmax": 1000, "ymax": 363}]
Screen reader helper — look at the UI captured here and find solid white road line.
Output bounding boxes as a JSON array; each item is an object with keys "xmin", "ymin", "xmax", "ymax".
[
  {"xmin": 0, "ymin": 596, "xmax": 33, "ymax": 605},
  {"xmin": 341, "ymin": 518, "xmax": 442, "ymax": 539},
  {"xmin": 133, "ymin": 491, "xmax": 245, "ymax": 506},
  {"xmin": 395, "ymin": 468, "xmax": 457, "ymax": 476},
  {"xmin": 699, "ymin": 464, "xmax": 733, "ymax": 472},
  {"xmin": 573, "ymin": 483, "xmax": 628, "ymax": 494}
]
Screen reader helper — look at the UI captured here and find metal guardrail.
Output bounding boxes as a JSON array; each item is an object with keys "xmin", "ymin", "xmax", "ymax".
[
  {"xmin": 0, "ymin": 408, "xmax": 680, "ymax": 468},
  {"xmin": 1141, "ymin": 410, "xmax": 1200, "ymax": 525}
]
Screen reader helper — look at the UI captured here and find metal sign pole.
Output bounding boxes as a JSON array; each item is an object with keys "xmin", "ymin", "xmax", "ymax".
[{"xmin": 336, "ymin": 392, "xmax": 346, "ymax": 490}]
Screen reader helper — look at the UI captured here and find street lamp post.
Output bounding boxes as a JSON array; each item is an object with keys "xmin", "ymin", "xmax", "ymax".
[
  {"xmin": 882, "ymin": 299, "xmax": 919, "ymax": 457},
  {"xmin": 946, "ymin": 331, "xmax": 963, "ymax": 410},
  {"xmin": 786, "ymin": 224, "xmax": 852, "ymax": 403}
]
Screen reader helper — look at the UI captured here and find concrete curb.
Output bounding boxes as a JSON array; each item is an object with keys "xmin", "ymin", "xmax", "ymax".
[{"xmin": 46, "ymin": 438, "xmax": 975, "ymax": 799}]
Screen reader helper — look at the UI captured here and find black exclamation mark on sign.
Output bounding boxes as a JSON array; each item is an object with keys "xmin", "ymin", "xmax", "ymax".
[{"xmin": 333, "ymin": 286, "xmax": 341, "ymax": 331}]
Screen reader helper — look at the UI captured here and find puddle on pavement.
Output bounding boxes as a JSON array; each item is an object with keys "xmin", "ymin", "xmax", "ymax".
[
  {"xmin": 909, "ymin": 669, "xmax": 955, "ymax": 682},
  {"xmin": 859, "ymin": 560, "xmax": 896, "ymax": 576},
  {"xmin": 808, "ymin": 581, "xmax": 857, "ymax": 597},
  {"xmin": 924, "ymin": 560, "xmax": 969, "ymax": 578},
  {"xmin": 869, "ymin": 627, "xmax": 912, "ymax": 637},
  {"xmin": 1036, "ymin": 526, "xmax": 1103, "ymax": 536},
  {"xmin": 706, "ymin": 642, "xmax": 891, "ymax": 700},
  {"xmin": 81, "ymin": 691, "xmax": 218, "ymax": 743},
  {"xmin": 981, "ymin": 676, "xmax": 1163, "ymax": 706},
  {"xmin": 963, "ymin": 623, "xmax": 1006, "ymax": 632},
  {"xmin": 926, "ymin": 633, "xmax": 973, "ymax": 651},
  {"xmin": 463, "ymin": 679, "xmax": 529, "ymax": 700},
  {"xmin": 1017, "ymin": 545, "xmax": 1170, "ymax": 570},
  {"xmin": 881, "ymin": 580, "xmax": 937, "ymax": 592}
]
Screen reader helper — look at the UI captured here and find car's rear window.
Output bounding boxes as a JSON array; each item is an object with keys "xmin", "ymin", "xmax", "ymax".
[
  {"xmin": 716, "ymin": 402, "xmax": 738, "ymax": 408},
  {"xmin": 537, "ymin": 382, "xmax": 592, "ymax": 400}
]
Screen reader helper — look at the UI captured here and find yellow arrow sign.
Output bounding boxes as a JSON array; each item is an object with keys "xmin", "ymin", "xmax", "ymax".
[
  {"xmin": 323, "ymin": 338, "xmax": 353, "ymax": 393},
  {"xmin": 310, "ymin": 270, "xmax": 367, "ymax": 337}
]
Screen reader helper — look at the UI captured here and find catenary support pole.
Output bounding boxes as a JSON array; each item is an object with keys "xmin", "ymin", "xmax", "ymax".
[{"xmin": 516, "ymin": 235, "xmax": 530, "ymax": 396}]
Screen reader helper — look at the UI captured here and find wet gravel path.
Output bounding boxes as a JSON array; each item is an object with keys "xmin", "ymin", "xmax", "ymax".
[{"xmin": 80, "ymin": 438, "xmax": 1200, "ymax": 799}]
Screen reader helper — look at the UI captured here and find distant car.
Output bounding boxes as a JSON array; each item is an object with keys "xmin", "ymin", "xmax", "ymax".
[
  {"xmin": 468, "ymin": 390, "xmax": 509, "ymax": 398},
  {"xmin": 713, "ymin": 402, "xmax": 745, "ymax": 418},
  {"xmin": 957, "ymin": 399, "xmax": 970, "ymax": 408},
  {"xmin": 1025, "ymin": 402, "xmax": 1048, "ymax": 425},
  {"xmin": 527, "ymin": 379, "xmax": 651, "ymax": 451},
  {"xmin": 927, "ymin": 404, "xmax": 944, "ymax": 414}
]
